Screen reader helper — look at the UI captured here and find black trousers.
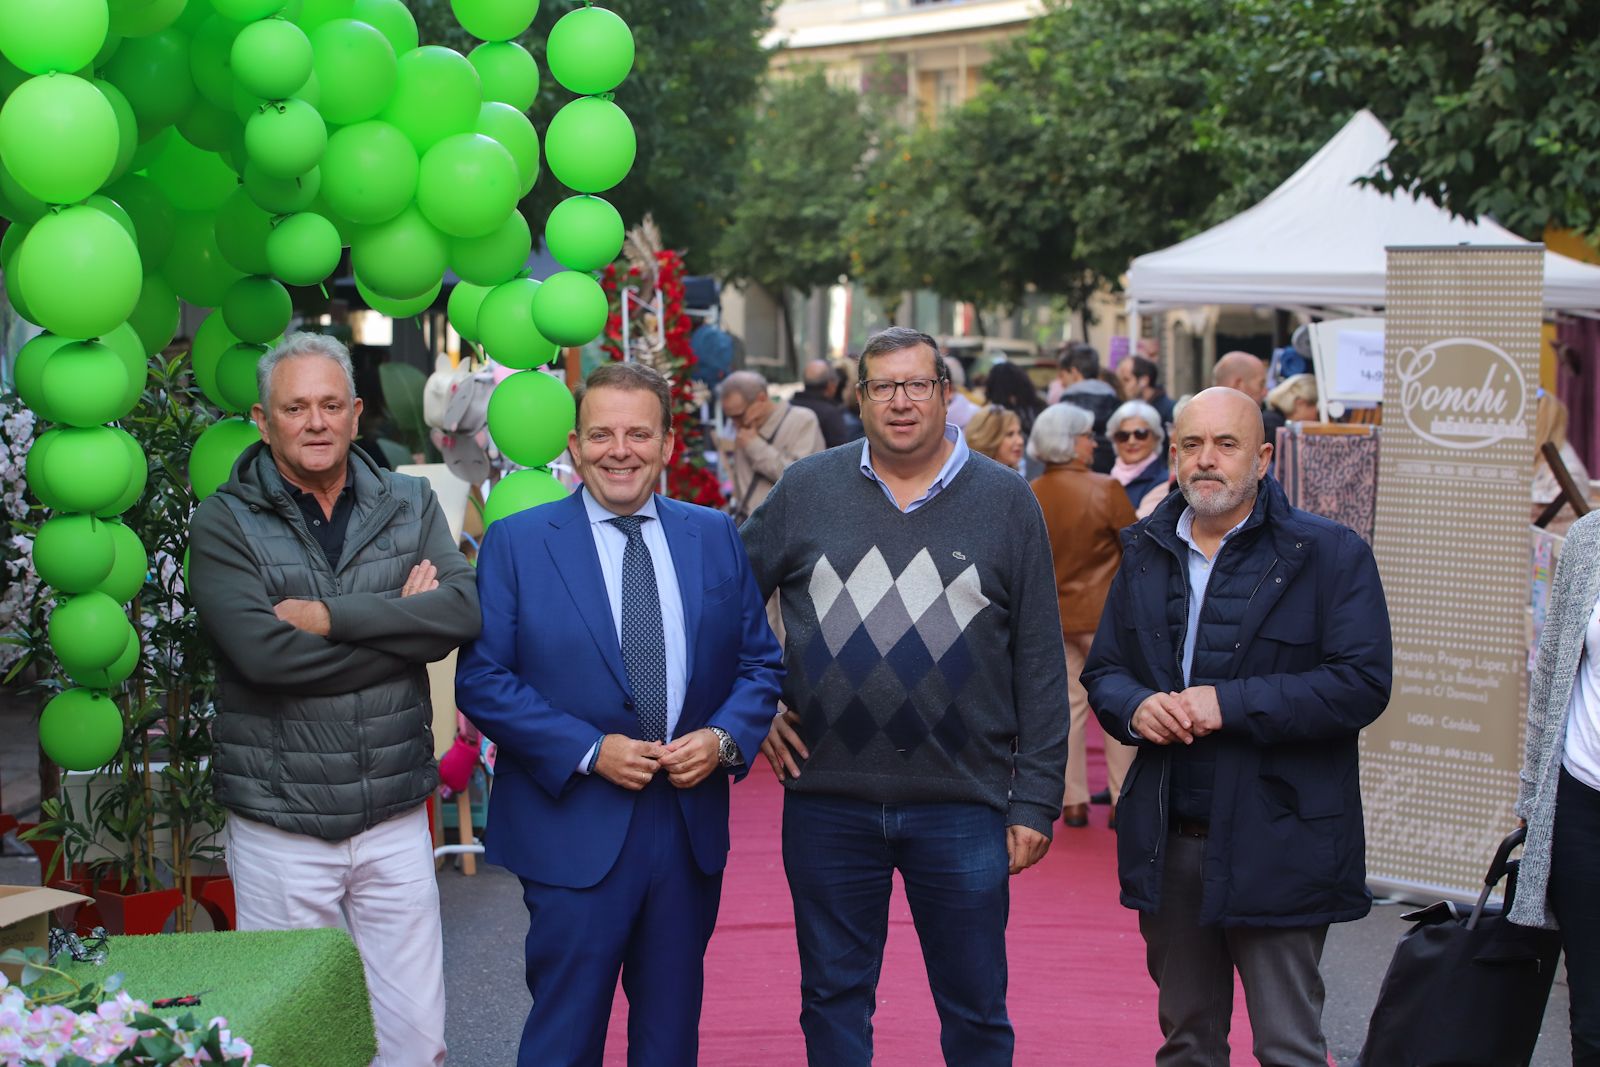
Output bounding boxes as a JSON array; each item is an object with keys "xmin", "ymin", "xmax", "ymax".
[{"xmin": 1553, "ymin": 765, "xmax": 1600, "ymax": 1066}]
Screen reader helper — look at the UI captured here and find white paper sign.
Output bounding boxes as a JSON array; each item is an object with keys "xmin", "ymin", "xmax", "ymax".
[{"xmin": 1334, "ymin": 330, "xmax": 1385, "ymax": 396}]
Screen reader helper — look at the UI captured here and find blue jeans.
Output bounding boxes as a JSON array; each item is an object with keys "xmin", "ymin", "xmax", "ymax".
[{"xmin": 782, "ymin": 791, "xmax": 1014, "ymax": 1066}]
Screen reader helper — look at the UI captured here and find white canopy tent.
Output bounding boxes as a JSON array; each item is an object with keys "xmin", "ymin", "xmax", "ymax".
[{"xmin": 1124, "ymin": 109, "xmax": 1600, "ymax": 316}]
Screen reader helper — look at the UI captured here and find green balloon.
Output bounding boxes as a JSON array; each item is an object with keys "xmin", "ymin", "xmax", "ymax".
[
  {"xmin": 350, "ymin": 205, "xmax": 445, "ymax": 299},
  {"xmin": 40, "ymin": 341, "xmax": 131, "ymax": 428},
  {"xmin": 309, "ymin": 190, "xmax": 354, "ymax": 246},
  {"xmin": 448, "ymin": 208, "xmax": 529, "ymax": 286},
  {"xmin": 545, "ymin": 194, "xmax": 622, "ymax": 273},
  {"xmin": 447, "ymin": 281, "xmax": 489, "ymax": 344},
  {"xmin": 0, "ymin": 73, "xmax": 120, "ymax": 203},
  {"xmin": 17, "ymin": 205, "xmax": 142, "ymax": 338},
  {"xmin": 379, "ymin": 46, "xmax": 478, "ymax": 155},
  {"xmin": 543, "ymin": 96, "xmax": 635, "ymax": 194},
  {"xmin": 530, "ymin": 269, "xmax": 608, "ymax": 347},
  {"xmin": 109, "ymin": 0, "xmax": 186, "ymax": 37},
  {"xmin": 416, "ymin": 132, "xmax": 517, "ymax": 239},
  {"xmin": 146, "ymin": 132, "xmax": 237, "ymax": 213},
  {"xmin": 49, "ymin": 591, "xmax": 133, "ymax": 676},
  {"xmin": 67, "ymin": 625, "xmax": 139, "ymax": 688},
  {"xmin": 85, "ymin": 194, "xmax": 137, "ymax": 244},
  {"xmin": 214, "ymin": 0, "xmax": 286, "ymax": 22},
  {"xmin": 475, "ymin": 101, "xmax": 538, "ymax": 196},
  {"xmin": 356, "ymin": 273, "xmax": 439, "ymax": 317},
  {"xmin": 14, "ymin": 332, "xmax": 70, "ymax": 422},
  {"xmin": 163, "ymin": 209, "xmax": 244, "ymax": 308},
  {"xmin": 292, "ymin": 0, "xmax": 355, "ymax": 32},
  {"xmin": 546, "ymin": 6, "xmax": 632, "ymax": 96},
  {"xmin": 266, "ymin": 210, "xmax": 341, "ymax": 286},
  {"xmin": 95, "ymin": 425, "xmax": 148, "ymax": 518},
  {"xmin": 35, "ymin": 425, "xmax": 135, "ymax": 514},
  {"xmin": 190, "ymin": 416, "xmax": 260, "ymax": 499},
  {"xmin": 232, "ymin": 18, "xmax": 313, "ymax": 101},
  {"xmin": 477, "ymin": 277, "xmax": 558, "ymax": 368},
  {"xmin": 310, "ymin": 19, "xmax": 395, "ymax": 126},
  {"xmin": 214, "ymin": 185, "xmax": 273, "ymax": 275},
  {"xmin": 469, "ymin": 41, "xmax": 536, "ymax": 112},
  {"xmin": 223, "ymin": 275, "xmax": 292, "ymax": 342},
  {"xmin": 94, "ymin": 521, "xmax": 148, "ymax": 604},
  {"xmin": 176, "ymin": 97, "xmax": 242, "ymax": 153},
  {"xmin": 217, "ymin": 341, "xmax": 267, "ymax": 411},
  {"xmin": 34, "ymin": 514, "xmax": 117, "ymax": 594},
  {"xmin": 0, "ymin": 0, "xmax": 109, "ymax": 76},
  {"xmin": 189, "ymin": 14, "xmax": 245, "ymax": 110},
  {"xmin": 94, "ymin": 79, "xmax": 139, "ymax": 184},
  {"xmin": 243, "ymin": 160, "xmax": 320, "ymax": 214},
  {"xmin": 126, "ymin": 273, "xmax": 181, "ymax": 355},
  {"xmin": 101, "ymin": 29, "xmax": 195, "ymax": 137},
  {"xmin": 0, "ymin": 164, "xmax": 48, "ymax": 224},
  {"xmin": 484, "ymin": 467, "xmax": 566, "ymax": 526},
  {"xmin": 101, "ymin": 322, "xmax": 150, "ymax": 416},
  {"xmin": 320, "ymin": 119, "xmax": 416, "ymax": 225},
  {"xmin": 104, "ymin": 173, "xmax": 175, "ymax": 270},
  {"xmin": 449, "ymin": 0, "xmax": 536, "ymax": 45},
  {"xmin": 245, "ymin": 97, "xmax": 326, "ymax": 178},
  {"xmin": 351, "ymin": 0, "xmax": 416, "ymax": 56},
  {"xmin": 486, "ymin": 368, "xmax": 574, "ymax": 467},
  {"xmin": 191, "ymin": 311, "xmax": 240, "ymax": 408},
  {"xmin": 39, "ymin": 688, "xmax": 124, "ymax": 771}
]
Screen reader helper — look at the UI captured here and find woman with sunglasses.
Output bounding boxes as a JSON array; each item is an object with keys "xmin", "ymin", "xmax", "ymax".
[{"xmin": 1107, "ymin": 400, "xmax": 1171, "ymax": 518}]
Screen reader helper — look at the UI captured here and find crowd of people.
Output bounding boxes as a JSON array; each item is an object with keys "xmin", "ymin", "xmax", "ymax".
[{"xmin": 186, "ymin": 329, "xmax": 1595, "ymax": 1067}]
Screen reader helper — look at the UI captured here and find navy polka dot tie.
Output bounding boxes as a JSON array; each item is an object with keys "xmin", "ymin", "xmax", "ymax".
[{"xmin": 606, "ymin": 515, "xmax": 668, "ymax": 742}]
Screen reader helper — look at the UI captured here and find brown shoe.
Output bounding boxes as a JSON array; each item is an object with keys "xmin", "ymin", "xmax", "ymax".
[{"xmin": 1061, "ymin": 803, "xmax": 1089, "ymax": 827}]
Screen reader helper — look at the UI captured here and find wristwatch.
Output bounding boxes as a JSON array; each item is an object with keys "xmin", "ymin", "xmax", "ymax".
[{"xmin": 708, "ymin": 726, "xmax": 742, "ymax": 768}]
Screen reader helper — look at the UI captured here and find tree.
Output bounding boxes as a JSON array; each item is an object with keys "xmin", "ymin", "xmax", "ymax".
[
  {"xmin": 713, "ymin": 69, "xmax": 876, "ymax": 356},
  {"xmin": 406, "ymin": 0, "xmax": 774, "ymax": 271},
  {"xmin": 1353, "ymin": 0, "xmax": 1600, "ymax": 239}
]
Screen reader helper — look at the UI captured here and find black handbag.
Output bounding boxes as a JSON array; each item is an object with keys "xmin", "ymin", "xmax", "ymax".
[{"xmin": 1355, "ymin": 827, "xmax": 1563, "ymax": 1067}]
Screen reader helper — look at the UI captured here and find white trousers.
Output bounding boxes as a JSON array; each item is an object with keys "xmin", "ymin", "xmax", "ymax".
[{"xmin": 226, "ymin": 805, "xmax": 446, "ymax": 1067}]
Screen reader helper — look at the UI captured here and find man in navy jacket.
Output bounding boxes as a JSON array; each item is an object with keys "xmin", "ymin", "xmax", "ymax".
[
  {"xmin": 1083, "ymin": 387, "xmax": 1391, "ymax": 1066},
  {"xmin": 455, "ymin": 363, "xmax": 784, "ymax": 1067}
]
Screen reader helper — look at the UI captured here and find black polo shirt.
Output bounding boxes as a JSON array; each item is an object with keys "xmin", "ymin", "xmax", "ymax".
[{"xmin": 286, "ymin": 477, "xmax": 355, "ymax": 569}]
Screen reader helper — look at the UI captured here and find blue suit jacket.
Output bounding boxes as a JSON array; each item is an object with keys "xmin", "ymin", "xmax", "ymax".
[{"xmin": 455, "ymin": 490, "xmax": 784, "ymax": 888}]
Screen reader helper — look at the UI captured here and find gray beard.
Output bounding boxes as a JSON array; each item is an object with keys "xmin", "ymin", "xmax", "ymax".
[{"xmin": 1182, "ymin": 475, "xmax": 1259, "ymax": 517}]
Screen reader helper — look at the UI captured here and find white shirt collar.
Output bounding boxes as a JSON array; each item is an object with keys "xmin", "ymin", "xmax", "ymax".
[{"xmin": 581, "ymin": 486, "xmax": 661, "ymax": 526}]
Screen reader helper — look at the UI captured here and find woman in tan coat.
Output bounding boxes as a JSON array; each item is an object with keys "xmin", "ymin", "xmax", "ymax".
[{"xmin": 1028, "ymin": 403, "xmax": 1137, "ymax": 828}]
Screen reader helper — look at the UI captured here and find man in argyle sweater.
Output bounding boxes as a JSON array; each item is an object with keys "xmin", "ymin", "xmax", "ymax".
[{"xmin": 742, "ymin": 327, "xmax": 1069, "ymax": 1066}]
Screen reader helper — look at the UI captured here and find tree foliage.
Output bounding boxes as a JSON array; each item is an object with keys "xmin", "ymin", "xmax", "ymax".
[
  {"xmin": 406, "ymin": 0, "xmax": 774, "ymax": 271},
  {"xmin": 1357, "ymin": 0, "xmax": 1600, "ymax": 239},
  {"xmin": 713, "ymin": 69, "xmax": 876, "ymax": 342}
]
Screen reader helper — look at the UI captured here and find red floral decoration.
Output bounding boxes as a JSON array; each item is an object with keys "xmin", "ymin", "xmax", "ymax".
[{"xmin": 600, "ymin": 252, "xmax": 725, "ymax": 508}]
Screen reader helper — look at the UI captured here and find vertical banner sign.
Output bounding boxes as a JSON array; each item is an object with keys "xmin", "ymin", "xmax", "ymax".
[{"xmin": 1364, "ymin": 245, "xmax": 1543, "ymax": 902}]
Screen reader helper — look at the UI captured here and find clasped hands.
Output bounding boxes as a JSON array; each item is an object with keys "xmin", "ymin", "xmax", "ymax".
[
  {"xmin": 273, "ymin": 560, "xmax": 439, "ymax": 636},
  {"xmin": 595, "ymin": 730, "xmax": 720, "ymax": 791},
  {"xmin": 1131, "ymin": 685, "xmax": 1222, "ymax": 745}
]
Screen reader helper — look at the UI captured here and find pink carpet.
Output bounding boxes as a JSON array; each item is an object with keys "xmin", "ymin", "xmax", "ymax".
[{"xmin": 603, "ymin": 732, "xmax": 1260, "ymax": 1065}]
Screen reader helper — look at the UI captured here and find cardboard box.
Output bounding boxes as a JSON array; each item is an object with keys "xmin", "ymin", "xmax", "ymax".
[{"xmin": 0, "ymin": 884, "xmax": 93, "ymax": 983}]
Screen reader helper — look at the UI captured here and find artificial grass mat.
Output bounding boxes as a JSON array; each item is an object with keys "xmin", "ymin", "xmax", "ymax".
[{"xmin": 60, "ymin": 928, "xmax": 377, "ymax": 1067}]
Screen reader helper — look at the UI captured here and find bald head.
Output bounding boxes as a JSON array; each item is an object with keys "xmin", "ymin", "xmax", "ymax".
[
  {"xmin": 1176, "ymin": 387, "xmax": 1267, "ymax": 450},
  {"xmin": 1213, "ymin": 351, "xmax": 1268, "ymax": 404},
  {"xmin": 803, "ymin": 359, "xmax": 834, "ymax": 389}
]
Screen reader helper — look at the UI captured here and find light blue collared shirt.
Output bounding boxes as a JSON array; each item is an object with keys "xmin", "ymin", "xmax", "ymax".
[
  {"xmin": 577, "ymin": 488, "xmax": 688, "ymax": 773},
  {"xmin": 1175, "ymin": 505, "xmax": 1250, "ymax": 685},
  {"xmin": 858, "ymin": 424, "xmax": 970, "ymax": 512}
]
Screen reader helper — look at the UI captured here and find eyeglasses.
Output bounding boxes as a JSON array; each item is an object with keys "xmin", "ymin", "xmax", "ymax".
[
  {"xmin": 860, "ymin": 377, "xmax": 943, "ymax": 403},
  {"xmin": 1112, "ymin": 428, "xmax": 1154, "ymax": 443}
]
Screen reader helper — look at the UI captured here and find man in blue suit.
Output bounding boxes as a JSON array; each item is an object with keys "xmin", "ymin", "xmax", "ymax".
[{"xmin": 455, "ymin": 362, "xmax": 784, "ymax": 1067}]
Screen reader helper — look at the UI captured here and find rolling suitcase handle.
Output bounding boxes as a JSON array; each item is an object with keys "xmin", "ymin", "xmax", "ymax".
[{"xmin": 1466, "ymin": 825, "xmax": 1525, "ymax": 930}]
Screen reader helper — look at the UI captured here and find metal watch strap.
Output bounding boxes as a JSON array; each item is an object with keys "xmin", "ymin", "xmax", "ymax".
[{"xmin": 709, "ymin": 726, "xmax": 740, "ymax": 767}]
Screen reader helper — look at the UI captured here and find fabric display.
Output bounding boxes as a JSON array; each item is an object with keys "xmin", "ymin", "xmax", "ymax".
[{"xmin": 1274, "ymin": 424, "xmax": 1380, "ymax": 544}]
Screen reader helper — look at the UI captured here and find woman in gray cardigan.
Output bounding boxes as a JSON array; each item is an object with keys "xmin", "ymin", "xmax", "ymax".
[{"xmin": 1515, "ymin": 510, "xmax": 1600, "ymax": 1063}]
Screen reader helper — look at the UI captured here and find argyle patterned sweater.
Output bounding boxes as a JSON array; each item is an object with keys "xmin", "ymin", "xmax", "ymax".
[{"xmin": 740, "ymin": 445, "xmax": 1069, "ymax": 835}]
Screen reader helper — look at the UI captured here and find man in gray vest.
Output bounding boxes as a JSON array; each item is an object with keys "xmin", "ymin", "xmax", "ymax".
[{"xmin": 189, "ymin": 333, "xmax": 481, "ymax": 1067}]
